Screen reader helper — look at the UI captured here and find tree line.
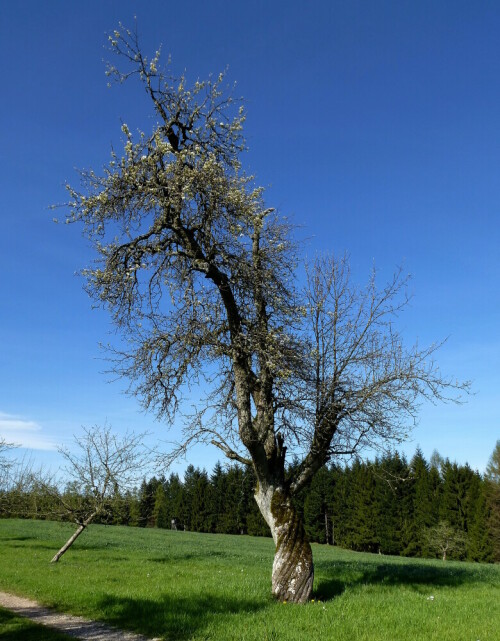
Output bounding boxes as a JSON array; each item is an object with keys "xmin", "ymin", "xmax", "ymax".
[{"xmin": 3, "ymin": 445, "xmax": 499, "ymax": 563}]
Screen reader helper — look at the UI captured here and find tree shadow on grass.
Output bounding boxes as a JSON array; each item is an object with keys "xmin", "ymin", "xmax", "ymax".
[
  {"xmin": 314, "ymin": 558, "xmax": 487, "ymax": 601},
  {"xmin": 3, "ymin": 541, "xmax": 56, "ymax": 551},
  {"xmin": 0, "ymin": 607, "xmax": 73, "ymax": 641},
  {"xmin": 98, "ymin": 592, "xmax": 266, "ymax": 640},
  {"xmin": 150, "ymin": 549, "xmax": 227, "ymax": 563},
  {"xmin": 1, "ymin": 540, "xmax": 114, "ymax": 553}
]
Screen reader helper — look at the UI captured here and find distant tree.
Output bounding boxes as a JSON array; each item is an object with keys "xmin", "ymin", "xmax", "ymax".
[
  {"xmin": 118, "ymin": 489, "xmax": 140, "ymax": 526},
  {"xmin": 485, "ymin": 440, "xmax": 500, "ymax": 561},
  {"xmin": 208, "ymin": 462, "xmax": 226, "ymax": 533},
  {"xmin": 440, "ymin": 460, "xmax": 477, "ymax": 539},
  {"xmin": 303, "ymin": 466, "xmax": 333, "ymax": 544},
  {"xmin": 376, "ymin": 453, "xmax": 410, "ymax": 556},
  {"xmin": 0, "ymin": 438, "xmax": 16, "ymax": 475},
  {"xmin": 49, "ymin": 425, "xmax": 151, "ymax": 562},
  {"xmin": 153, "ymin": 482, "xmax": 169, "ymax": 528},
  {"xmin": 439, "ymin": 461, "xmax": 461, "ymax": 529},
  {"xmin": 194, "ymin": 469, "xmax": 210, "ymax": 532},
  {"xmin": 428, "ymin": 461, "xmax": 442, "ymax": 525},
  {"xmin": 0, "ymin": 438, "xmax": 17, "ymax": 513},
  {"xmin": 328, "ymin": 465, "xmax": 349, "ymax": 547},
  {"xmin": 429, "ymin": 449, "xmax": 445, "ymax": 474},
  {"xmin": 466, "ymin": 477, "xmax": 493, "ymax": 562},
  {"xmin": 184, "ymin": 467, "xmax": 210, "ymax": 532},
  {"xmin": 223, "ymin": 465, "xmax": 247, "ymax": 534},
  {"xmin": 138, "ymin": 478, "xmax": 156, "ymax": 527},
  {"xmin": 345, "ymin": 460, "xmax": 380, "ymax": 553},
  {"xmin": 164, "ymin": 472, "xmax": 183, "ymax": 527},
  {"xmin": 424, "ymin": 520, "xmax": 466, "ymax": 561},
  {"xmin": 63, "ymin": 24, "xmax": 470, "ymax": 601},
  {"xmin": 0, "ymin": 440, "xmax": 44, "ymax": 518},
  {"xmin": 404, "ymin": 449, "xmax": 434, "ymax": 556}
]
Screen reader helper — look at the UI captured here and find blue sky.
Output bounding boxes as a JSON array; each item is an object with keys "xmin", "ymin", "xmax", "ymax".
[{"xmin": 1, "ymin": 1, "xmax": 498, "ymax": 475}]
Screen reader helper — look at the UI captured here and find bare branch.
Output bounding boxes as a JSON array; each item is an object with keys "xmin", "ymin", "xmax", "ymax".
[{"xmin": 47, "ymin": 423, "xmax": 154, "ymax": 562}]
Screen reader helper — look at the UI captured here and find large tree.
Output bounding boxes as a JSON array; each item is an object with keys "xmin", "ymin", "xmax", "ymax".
[{"xmin": 63, "ymin": 25, "xmax": 468, "ymax": 602}]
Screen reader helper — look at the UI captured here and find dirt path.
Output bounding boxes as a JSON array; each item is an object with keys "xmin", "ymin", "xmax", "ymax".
[{"xmin": 0, "ymin": 591, "xmax": 161, "ymax": 640}]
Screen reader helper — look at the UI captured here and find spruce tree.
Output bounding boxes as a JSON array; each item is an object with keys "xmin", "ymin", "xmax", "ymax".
[
  {"xmin": 466, "ymin": 478, "xmax": 494, "ymax": 562},
  {"xmin": 327, "ymin": 465, "xmax": 348, "ymax": 547},
  {"xmin": 138, "ymin": 477, "xmax": 160, "ymax": 527},
  {"xmin": 303, "ymin": 466, "xmax": 333, "ymax": 544},
  {"xmin": 406, "ymin": 448, "xmax": 433, "ymax": 556},
  {"xmin": 375, "ymin": 454, "xmax": 408, "ymax": 556},
  {"xmin": 164, "ymin": 473, "xmax": 183, "ymax": 528},
  {"xmin": 346, "ymin": 460, "xmax": 379, "ymax": 552},
  {"xmin": 440, "ymin": 461, "xmax": 461, "ymax": 530},
  {"xmin": 207, "ymin": 462, "xmax": 224, "ymax": 533},
  {"xmin": 182, "ymin": 467, "xmax": 211, "ymax": 532},
  {"xmin": 485, "ymin": 441, "xmax": 500, "ymax": 561},
  {"xmin": 153, "ymin": 483, "xmax": 169, "ymax": 528}
]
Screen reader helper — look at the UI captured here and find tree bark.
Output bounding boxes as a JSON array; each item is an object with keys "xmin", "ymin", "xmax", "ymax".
[
  {"xmin": 50, "ymin": 511, "xmax": 98, "ymax": 563},
  {"xmin": 255, "ymin": 484, "xmax": 314, "ymax": 603}
]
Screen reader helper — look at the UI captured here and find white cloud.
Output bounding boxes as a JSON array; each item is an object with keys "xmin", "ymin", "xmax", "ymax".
[{"xmin": 0, "ymin": 412, "xmax": 57, "ymax": 451}]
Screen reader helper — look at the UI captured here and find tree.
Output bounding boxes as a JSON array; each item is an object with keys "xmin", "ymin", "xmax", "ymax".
[
  {"xmin": 424, "ymin": 520, "xmax": 466, "ymax": 561},
  {"xmin": 485, "ymin": 440, "xmax": 500, "ymax": 561},
  {"xmin": 344, "ymin": 460, "xmax": 380, "ymax": 552},
  {"xmin": 49, "ymin": 425, "xmax": 150, "ymax": 563},
  {"xmin": 0, "ymin": 439, "xmax": 42, "ymax": 518},
  {"xmin": 0, "ymin": 438, "xmax": 16, "ymax": 491},
  {"xmin": 153, "ymin": 482, "xmax": 169, "ymax": 528},
  {"xmin": 63, "ymin": 25, "xmax": 469, "ymax": 602},
  {"xmin": 164, "ymin": 472, "xmax": 183, "ymax": 528},
  {"xmin": 439, "ymin": 460, "xmax": 476, "ymax": 535},
  {"xmin": 138, "ymin": 476, "xmax": 160, "ymax": 527},
  {"xmin": 466, "ymin": 476, "xmax": 493, "ymax": 562},
  {"xmin": 404, "ymin": 449, "xmax": 434, "ymax": 556},
  {"xmin": 375, "ymin": 453, "xmax": 410, "ymax": 556},
  {"xmin": 209, "ymin": 462, "xmax": 226, "ymax": 533},
  {"xmin": 303, "ymin": 466, "xmax": 334, "ymax": 544},
  {"xmin": 0, "ymin": 438, "xmax": 17, "ymax": 514},
  {"xmin": 327, "ymin": 464, "xmax": 349, "ymax": 547},
  {"xmin": 182, "ymin": 466, "xmax": 211, "ymax": 532}
]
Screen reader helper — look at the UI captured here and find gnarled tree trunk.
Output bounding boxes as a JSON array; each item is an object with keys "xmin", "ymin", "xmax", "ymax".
[{"xmin": 255, "ymin": 483, "xmax": 314, "ymax": 603}]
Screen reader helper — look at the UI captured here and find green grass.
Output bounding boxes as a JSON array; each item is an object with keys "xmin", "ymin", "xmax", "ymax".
[
  {"xmin": 0, "ymin": 606, "xmax": 75, "ymax": 640},
  {"xmin": 0, "ymin": 519, "xmax": 498, "ymax": 641}
]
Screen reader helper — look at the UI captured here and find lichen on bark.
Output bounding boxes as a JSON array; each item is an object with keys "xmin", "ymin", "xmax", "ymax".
[{"xmin": 270, "ymin": 488, "xmax": 314, "ymax": 603}]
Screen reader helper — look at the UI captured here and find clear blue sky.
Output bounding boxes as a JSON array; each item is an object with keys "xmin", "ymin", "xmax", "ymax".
[{"xmin": 1, "ymin": 0, "xmax": 498, "ymax": 474}]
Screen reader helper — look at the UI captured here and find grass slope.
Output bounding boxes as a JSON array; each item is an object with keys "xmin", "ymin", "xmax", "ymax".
[{"xmin": 0, "ymin": 519, "xmax": 498, "ymax": 641}]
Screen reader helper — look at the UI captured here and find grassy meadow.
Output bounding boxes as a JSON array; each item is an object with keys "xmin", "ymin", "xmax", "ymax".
[{"xmin": 0, "ymin": 519, "xmax": 498, "ymax": 640}]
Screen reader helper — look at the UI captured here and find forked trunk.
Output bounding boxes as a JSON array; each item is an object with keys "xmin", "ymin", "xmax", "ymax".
[{"xmin": 255, "ymin": 484, "xmax": 314, "ymax": 603}]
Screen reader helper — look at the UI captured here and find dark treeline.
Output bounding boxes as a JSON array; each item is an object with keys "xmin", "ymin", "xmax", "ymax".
[{"xmin": 1, "ymin": 448, "xmax": 497, "ymax": 562}]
